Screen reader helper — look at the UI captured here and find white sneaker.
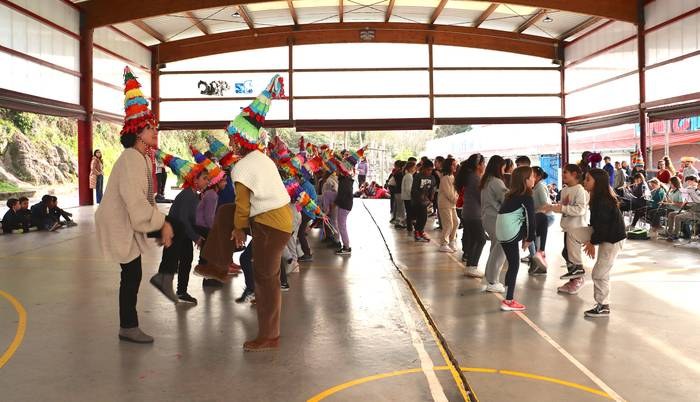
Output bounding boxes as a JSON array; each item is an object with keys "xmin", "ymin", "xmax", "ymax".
[
  {"xmin": 287, "ymin": 260, "xmax": 300, "ymax": 274},
  {"xmin": 439, "ymin": 244, "xmax": 453, "ymax": 253},
  {"xmin": 449, "ymin": 241, "xmax": 458, "ymax": 252},
  {"xmin": 464, "ymin": 266, "xmax": 484, "ymax": 278},
  {"xmin": 485, "ymin": 282, "xmax": 505, "ymax": 293}
]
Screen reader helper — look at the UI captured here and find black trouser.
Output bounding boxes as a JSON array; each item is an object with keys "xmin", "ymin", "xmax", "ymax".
[
  {"xmin": 404, "ymin": 200, "xmax": 414, "ymax": 230},
  {"xmin": 279, "ymin": 259, "xmax": 288, "ymax": 286},
  {"xmin": 562, "ymin": 232, "xmax": 570, "ymax": 265},
  {"xmin": 501, "ymin": 236, "xmax": 523, "ymax": 301},
  {"xmin": 535, "ymin": 213, "xmax": 550, "ymax": 251},
  {"xmin": 390, "ymin": 191, "xmax": 396, "ymax": 218},
  {"xmin": 632, "ymin": 207, "xmax": 656, "ymax": 227},
  {"xmin": 358, "ymin": 175, "xmax": 366, "ymax": 186},
  {"xmin": 196, "ymin": 226, "xmax": 210, "ymax": 265},
  {"xmin": 156, "ymin": 172, "xmax": 167, "ymax": 196},
  {"xmin": 241, "ymin": 242, "xmax": 255, "ymax": 291},
  {"xmin": 413, "ymin": 203, "xmax": 428, "ymax": 232},
  {"xmin": 119, "ymin": 256, "xmax": 142, "ymax": 328},
  {"xmin": 158, "ymin": 222, "xmax": 194, "ymax": 294},
  {"xmin": 297, "ymin": 213, "xmax": 312, "ymax": 256},
  {"xmin": 461, "ymin": 218, "xmax": 486, "ymax": 267}
]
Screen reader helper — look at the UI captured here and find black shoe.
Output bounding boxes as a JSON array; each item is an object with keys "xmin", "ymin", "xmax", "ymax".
[
  {"xmin": 335, "ymin": 247, "xmax": 352, "ymax": 255},
  {"xmin": 235, "ymin": 289, "xmax": 255, "ymax": 304},
  {"xmin": 202, "ymin": 278, "xmax": 223, "ymax": 288},
  {"xmin": 298, "ymin": 254, "xmax": 313, "ymax": 262},
  {"xmin": 177, "ymin": 292, "xmax": 198, "ymax": 304},
  {"xmin": 560, "ymin": 265, "xmax": 585, "ymax": 280},
  {"xmin": 281, "ymin": 283, "xmax": 290, "ymax": 291},
  {"xmin": 584, "ymin": 304, "xmax": 610, "ymax": 318}
]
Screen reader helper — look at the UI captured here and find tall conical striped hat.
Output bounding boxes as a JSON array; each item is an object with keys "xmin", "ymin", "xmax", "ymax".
[
  {"xmin": 121, "ymin": 66, "xmax": 156, "ymax": 136},
  {"xmin": 155, "ymin": 150, "xmax": 206, "ymax": 188},
  {"xmin": 226, "ymin": 75, "xmax": 285, "ymax": 150}
]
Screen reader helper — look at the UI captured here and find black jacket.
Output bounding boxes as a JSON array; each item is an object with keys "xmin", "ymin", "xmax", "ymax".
[
  {"xmin": 589, "ymin": 197, "xmax": 626, "ymax": 245},
  {"xmin": 30, "ymin": 201, "xmax": 49, "ymax": 223},
  {"xmin": 335, "ymin": 175, "xmax": 354, "ymax": 211}
]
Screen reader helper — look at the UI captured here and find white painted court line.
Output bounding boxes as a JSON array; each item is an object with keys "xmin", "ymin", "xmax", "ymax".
[
  {"xmin": 388, "ymin": 269, "xmax": 449, "ymax": 402},
  {"xmin": 440, "ymin": 250, "xmax": 626, "ymax": 402}
]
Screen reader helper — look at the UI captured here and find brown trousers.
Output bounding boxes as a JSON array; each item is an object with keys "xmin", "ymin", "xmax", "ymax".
[
  {"xmin": 201, "ymin": 203, "xmax": 236, "ymax": 275},
  {"xmin": 251, "ymin": 221, "xmax": 291, "ymax": 340}
]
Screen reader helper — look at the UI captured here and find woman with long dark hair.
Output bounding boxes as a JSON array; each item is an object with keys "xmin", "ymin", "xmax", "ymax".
[
  {"xmin": 480, "ymin": 155, "xmax": 508, "ymax": 292},
  {"xmin": 566, "ymin": 169, "xmax": 626, "ymax": 317},
  {"xmin": 89, "ymin": 149, "xmax": 104, "ymax": 203},
  {"xmin": 455, "ymin": 153, "xmax": 486, "ymax": 277}
]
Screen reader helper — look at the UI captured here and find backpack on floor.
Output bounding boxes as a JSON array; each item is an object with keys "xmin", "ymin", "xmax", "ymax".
[{"xmin": 627, "ymin": 228, "xmax": 649, "ymax": 240}]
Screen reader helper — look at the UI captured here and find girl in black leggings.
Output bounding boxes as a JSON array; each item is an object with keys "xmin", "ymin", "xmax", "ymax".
[{"xmin": 496, "ymin": 166, "xmax": 536, "ymax": 312}]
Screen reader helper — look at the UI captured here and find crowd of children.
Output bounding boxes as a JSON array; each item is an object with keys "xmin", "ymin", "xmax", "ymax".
[
  {"xmin": 2, "ymin": 195, "xmax": 77, "ymax": 234},
  {"xmin": 387, "ymin": 151, "xmax": 631, "ymax": 318}
]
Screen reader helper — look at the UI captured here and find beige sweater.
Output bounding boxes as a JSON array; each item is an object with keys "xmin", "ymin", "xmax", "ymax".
[
  {"xmin": 437, "ymin": 174, "xmax": 457, "ymax": 208},
  {"xmin": 95, "ymin": 148, "xmax": 165, "ymax": 264}
]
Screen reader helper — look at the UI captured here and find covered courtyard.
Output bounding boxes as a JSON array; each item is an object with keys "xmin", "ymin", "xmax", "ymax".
[{"xmin": 2, "ymin": 0, "xmax": 700, "ymax": 401}]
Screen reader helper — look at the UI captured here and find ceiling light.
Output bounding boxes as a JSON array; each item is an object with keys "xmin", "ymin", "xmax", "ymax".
[{"xmin": 543, "ymin": 15, "xmax": 553, "ymax": 23}]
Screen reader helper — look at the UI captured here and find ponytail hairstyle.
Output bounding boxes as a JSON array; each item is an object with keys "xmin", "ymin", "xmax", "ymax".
[
  {"xmin": 479, "ymin": 155, "xmax": 505, "ymax": 190},
  {"xmin": 587, "ymin": 168, "xmax": 619, "ymax": 207}
]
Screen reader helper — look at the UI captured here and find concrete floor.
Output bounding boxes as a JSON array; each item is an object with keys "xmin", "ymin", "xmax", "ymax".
[{"xmin": 1, "ymin": 199, "xmax": 699, "ymax": 401}]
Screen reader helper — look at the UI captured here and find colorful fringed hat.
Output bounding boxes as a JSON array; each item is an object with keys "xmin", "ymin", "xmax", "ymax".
[
  {"xmin": 121, "ymin": 66, "xmax": 156, "ymax": 136},
  {"xmin": 190, "ymin": 146, "xmax": 225, "ymax": 185},
  {"xmin": 284, "ymin": 178, "xmax": 324, "ymax": 220},
  {"xmin": 227, "ymin": 75, "xmax": 285, "ymax": 150},
  {"xmin": 345, "ymin": 146, "xmax": 366, "ymax": 166},
  {"xmin": 206, "ymin": 135, "xmax": 240, "ymax": 168},
  {"xmin": 190, "ymin": 145, "xmax": 207, "ymax": 164},
  {"xmin": 155, "ymin": 150, "xmax": 207, "ymax": 188},
  {"xmin": 631, "ymin": 146, "xmax": 645, "ymax": 168}
]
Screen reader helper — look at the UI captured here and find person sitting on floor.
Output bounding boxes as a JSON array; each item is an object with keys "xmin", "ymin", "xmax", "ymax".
[
  {"xmin": 2, "ymin": 198, "xmax": 29, "ymax": 234},
  {"xmin": 17, "ymin": 197, "xmax": 32, "ymax": 231},
  {"xmin": 31, "ymin": 195, "xmax": 60, "ymax": 231},
  {"xmin": 49, "ymin": 196, "xmax": 77, "ymax": 227}
]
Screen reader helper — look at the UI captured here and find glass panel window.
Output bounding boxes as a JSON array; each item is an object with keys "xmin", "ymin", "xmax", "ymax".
[
  {"xmin": 163, "ymin": 47, "xmax": 289, "ymax": 71},
  {"xmin": 434, "ymin": 96, "xmax": 561, "ymax": 118},
  {"xmin": 293, "ymin": 43, "xmax": 428, "ymax": 69},
  {"xmin": 294, "ymin": 71, "xmax": 429, "ymax": 96},
  {"xmin": 566, "ymin": 74, "xmax": 639, "ymax": 117},
  {"xmin": 433, "ymin": 45, "xmax": 554, "ymax": 67},
  {"xmin": 646, "ymin": 54, "xmax": 700, "ymax": 102},
  {"xmin": 434, "ymin": 70, "xmax": 560, "ymax": 95},
  {"xmin": 160, "ymin": 99, "xmax": 289, "ymax": 121},
  {"xmin": 160, "ymin": 72, "xmax": 289, "ymax": 99},
  {"xmin": 294, "ymin": 98, "xmax": 429, "ymax": 119}
]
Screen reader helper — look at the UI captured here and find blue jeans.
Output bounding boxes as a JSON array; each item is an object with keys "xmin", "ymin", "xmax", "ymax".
[{"xmin": 95, "ymin": 174, "xmax": 104, "ymax": 204}]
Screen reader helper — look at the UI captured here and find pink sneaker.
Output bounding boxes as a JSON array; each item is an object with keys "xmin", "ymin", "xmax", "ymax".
[
  {"xmin": 557, "ymin": 277, "xmax": 585, "ymax": 294},
  {"xmin": 500, "ymin": 299, "xmax": 526, "ymax": 311}
]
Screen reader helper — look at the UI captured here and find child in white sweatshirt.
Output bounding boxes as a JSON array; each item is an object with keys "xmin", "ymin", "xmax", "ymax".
[{"xmin": 541, "ymin": 164, "xmax": 589, "ymax": 294}]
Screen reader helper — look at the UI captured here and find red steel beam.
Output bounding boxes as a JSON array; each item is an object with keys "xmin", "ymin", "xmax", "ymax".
[
  {"xmin": 78, "ymin": 26, "xmax": 94, "ymax": 206},
  {"xmin": 473, "ymin": 3, "xmax": 500, "ymax": 28},
  {"xmin": 430, "ymin": 0, "xmax": 449, "ymax": 25}
]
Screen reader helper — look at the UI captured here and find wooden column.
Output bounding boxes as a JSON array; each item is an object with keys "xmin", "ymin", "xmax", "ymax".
[
  {"xmin": 637, "ymin": 0, "xmax": 647, "ymax": 166},
  {"xmin": 151, "ymin": 47, "xmax": 160, "ymax": 192},
  {"xmin": 428, "ymin": 40, "xmax": 434, "ymax": 122},
  {"xmin": 560, "ymin": 59, "xmax": 568, "ymax": 165},
  {"xmin": 78, "ymin": 22, "xmax": 94, "ymax": 206},
  {"xmin": 288, "ymin": 38, "xmax": 294, "ymax": 124}
]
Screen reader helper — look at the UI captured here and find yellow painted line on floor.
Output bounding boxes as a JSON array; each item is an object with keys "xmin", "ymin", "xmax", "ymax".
[
  {"xmin": 0, "ymin": 290, "xmax": 27, "ymax": 369},
  {"xmin": 402, "ymin": 269, "xmax": 475, "ymax": 402},
  {"xmin": 439, "ymin": 250, "xmax": 627, "ymax": 402},
  {"xmin": 307, "ymin": 366, "xmax": 613, "ymax": 401}
]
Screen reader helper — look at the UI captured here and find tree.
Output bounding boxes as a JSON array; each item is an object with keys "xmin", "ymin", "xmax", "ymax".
[{"xmin": 434, "ymin": 125, "xmax": 472, "ymax": 138}]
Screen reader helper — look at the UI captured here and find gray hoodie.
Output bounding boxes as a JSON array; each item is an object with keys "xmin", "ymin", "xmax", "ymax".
[{"xmin": 480, "ymin": 177, "xmax": 508, "ymax": 224}]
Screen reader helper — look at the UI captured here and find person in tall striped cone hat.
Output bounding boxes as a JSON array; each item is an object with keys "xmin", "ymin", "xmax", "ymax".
[
  {"xmin": 95, "ymin": 66, "xmax": 174, "ymax": 344},
  {"xmin": 195, "ymin": 75, "xmax": 291, "ymax": 351},
  {"xmin": 149, "ymin": 150, "xmax": 211, "ymax": 305}
]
